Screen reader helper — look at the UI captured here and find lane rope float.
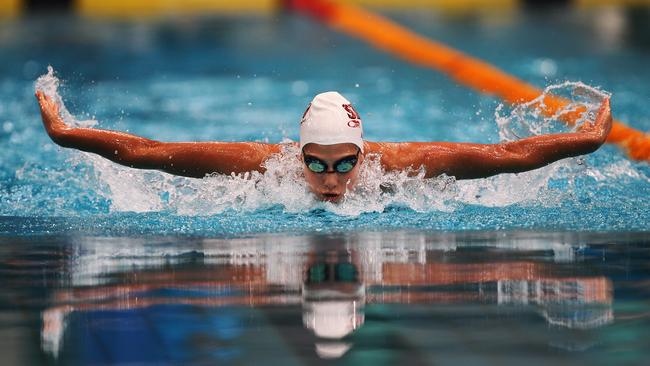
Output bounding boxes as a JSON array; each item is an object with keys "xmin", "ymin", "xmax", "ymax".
[{"xmin": 285, "ymin": 0, "xmax": 650, "ymax": 162}]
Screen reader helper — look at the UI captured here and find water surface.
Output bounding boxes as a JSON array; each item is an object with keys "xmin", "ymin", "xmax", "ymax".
[
  {"xmin": 1, "ymin": 231, "xmax": 649, "ymax": 365},
  {"xmin": 1, "ymin": 10, "xmax": 649, "ymax": 234}
]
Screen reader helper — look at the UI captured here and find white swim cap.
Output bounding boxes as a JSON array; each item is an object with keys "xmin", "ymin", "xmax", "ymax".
[
  {"xmin": 300, "ymin": 91, "xmax": 364, "ymax": 152},
  {"xmin": 303, "ymin": 300, "xmax": 360, "ymax": 339}
]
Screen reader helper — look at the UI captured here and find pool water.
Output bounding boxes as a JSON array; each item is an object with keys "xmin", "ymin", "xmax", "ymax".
[
  {"xmin": 1, "ymin": 9, "xmax": 650, "ymax": 234},
  {"xmin": 2, "ymin": 232, "xmax": 650, "ymax": 365},
  {"xmin": 0, "ymin": 5, "xmax": 649, "ymax": 365}
]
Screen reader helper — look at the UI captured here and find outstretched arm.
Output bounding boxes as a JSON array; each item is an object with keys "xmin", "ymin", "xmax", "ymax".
[
  {"xmin": 370, "ymin": 98, "xmax": 612, "ymax": 180},
  {"xmin": 36, "ymin": 91, "xmax": 281, "ymax": 178}
]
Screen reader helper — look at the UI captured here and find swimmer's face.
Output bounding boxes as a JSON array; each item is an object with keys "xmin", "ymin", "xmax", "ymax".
[{"xmin": 302, "ymin": 143, "xmax": 364, "ymax": 203}]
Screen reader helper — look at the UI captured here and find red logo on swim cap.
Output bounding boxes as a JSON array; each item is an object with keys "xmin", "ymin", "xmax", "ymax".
[
  {"xmin": 343, "ymin": 104, "xmax": 361, "ymax": 128},
  {"xmin": 342, "ymin": 104, "xmax": 360, "ymax": 119}
]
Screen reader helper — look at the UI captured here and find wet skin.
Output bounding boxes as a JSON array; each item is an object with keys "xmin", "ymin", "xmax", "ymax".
[
  {"xmin": 36, "ymin": 91, "xmax": 612, "ymax": 203},
  {"xmin": 301, "ymin": 143, "xmax": 364, "ymax": 203}
]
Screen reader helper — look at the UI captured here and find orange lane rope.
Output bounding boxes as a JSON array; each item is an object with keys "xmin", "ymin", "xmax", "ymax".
[{"xmin": 285, "ymin": 0, "xmax": 650, "ymax": 162}]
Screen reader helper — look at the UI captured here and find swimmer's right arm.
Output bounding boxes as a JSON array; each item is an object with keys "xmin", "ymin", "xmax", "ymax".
[{"xmin": 36, "ymin": 91, "xmax": 281, "ymax": 178}]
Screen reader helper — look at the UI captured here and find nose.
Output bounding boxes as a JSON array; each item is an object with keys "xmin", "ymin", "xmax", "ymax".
[{"xmin": 322, "ymin": 172, "xmax": 339, "ymax": 190}]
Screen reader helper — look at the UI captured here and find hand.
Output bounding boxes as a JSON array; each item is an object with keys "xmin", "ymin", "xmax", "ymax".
[
  {"xmin": 36, "ymin": 90, "xmax": 69, "ymax": 139},
  {"xmin": 578, "ymin": 97, "xmax": 612, "ymax": 145}
]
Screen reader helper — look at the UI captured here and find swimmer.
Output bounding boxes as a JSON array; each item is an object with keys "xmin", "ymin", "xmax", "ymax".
[{"xmin": 36, "ymin": 90, "xmax": 612, "ymax": 203}]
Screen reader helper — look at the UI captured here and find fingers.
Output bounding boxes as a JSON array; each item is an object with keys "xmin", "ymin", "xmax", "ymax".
[
  {"xmin": 35, "ymin": 91, "xmax": 57, "ymax": 111},
  {"xmin": 601, "ymin": 97, "xmax": 613, "ymax": 136},
  {"xmin": 591, "ymin": 97, "xmax": 612, "ymax": 142},
  {"xmin": 596, "ymin": 97, "xmax": 612, "ymax": 125},
  {"xmin": 36, "ymin": 90, "xmax": 49, "ymax": 108},
  {"xmin": 35, "ymin": 91, "xmax": 62, "ymax": 127},
  {"xmin": 600, "ymin": 97, "xmax": 610, "ymax": 115},
  {"xmin": 35, "ymin": 91, "xmax": 68, "ymax": 137},
  {"xmin": 35, "ymin": 90, "xmax": 47, "ymax": 102},
  {"xmin": 35, "ymin": 90, "xmax": 53, "ymax": 104},
  {"xmin": 576, "ymin": 97, "xmax": 611, "ymax": 136},
  {"xmin": 36, "ymin": 92, "xmax": 48, "ymax": 113},
  {"xmin": 600, "ymin": 98, "xmax": 610, "ymax": 118}
]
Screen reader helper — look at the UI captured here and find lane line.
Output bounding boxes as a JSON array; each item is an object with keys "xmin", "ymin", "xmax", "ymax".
[
  {"xmin": 74, "ymin": 0, "xmax": 275, "ymax": 17},
  {"xmin": 0, "ymin": 0, "xmax": 21, "ymax": 17},
  {"xmin": 287, "ymin": 0, "xmax": 650, "ymax": 162}
]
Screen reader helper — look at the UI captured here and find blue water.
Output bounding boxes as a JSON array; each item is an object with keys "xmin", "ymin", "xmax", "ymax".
[
  {"xmin": 1, "ymin": 7, "xmax": 650, "ymax": 366},
  {"xmin": 2, "ymin": 231, "xmax": 650, "ymax": 365},
  {"xmin": 1, "ymin": 10, "xmax": 649, "ymax": 235}
]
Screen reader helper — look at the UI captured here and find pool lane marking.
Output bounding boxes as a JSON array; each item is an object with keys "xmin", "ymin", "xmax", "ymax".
[
  {"xmin": 75, "ymin": 0, "xmax": 275, "ymax": 17},
  {"xmin": 286, "ymin": 0, "xmax": 650, "ymax": 163},
  {"xmin": 0, "ymin": 0, "xmax": 21, "ymax": 17}
]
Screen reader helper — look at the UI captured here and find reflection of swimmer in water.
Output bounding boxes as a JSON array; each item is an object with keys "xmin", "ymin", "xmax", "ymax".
[
  {"xmin": 36, "ymin": 90, "xmax": 612, "ymax": 203},
  {"xmin": 40, "ymin": 248, "xmax": 614, "ymax": 360}
]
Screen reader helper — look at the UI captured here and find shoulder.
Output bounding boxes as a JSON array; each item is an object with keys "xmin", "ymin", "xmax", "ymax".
[
  {"xmin": 259, "ymin": 141, "xmax": 298, "ymax": 161},
  {"xmin": 364, "ymin": 141, "xmax": 456, "ymax": 174},
  {"xmin": 365, "ymin": 141, "xmax": 421, "ymax": 171}
]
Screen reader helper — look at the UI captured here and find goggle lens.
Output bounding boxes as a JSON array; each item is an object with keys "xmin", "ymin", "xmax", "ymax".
[
  {"xmin": 304, "ymin": 152, "xmax": 359, "ymax": 174},
  {"xmin": 335, "ymin": 159, "xmax": 356, "ymax": 173},
  {"xmin": 307, "ymin": 161, "xmax": 326, "ymax": 173}
]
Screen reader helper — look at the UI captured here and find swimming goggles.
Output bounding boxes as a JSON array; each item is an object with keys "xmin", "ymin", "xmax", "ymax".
[
  {"xmin": 303, "ymin": 151, "xmax": 359, "ymax": 174},
  {"xmin": 307, "ymin": 262, "xmax": 358, "ymax": 284}
]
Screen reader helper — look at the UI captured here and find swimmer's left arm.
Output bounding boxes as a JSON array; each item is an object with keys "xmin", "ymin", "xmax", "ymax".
[{"xmin": 372, "ymin": 98, "xmax": 612, "ymax": 179}]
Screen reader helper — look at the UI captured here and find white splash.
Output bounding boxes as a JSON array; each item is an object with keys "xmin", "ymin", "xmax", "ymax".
[
  {"xmin": 495, "ymin": 81, "xmax": 610, "ymax": 142},
  {"xmin": 585, "ymin": 159, "xmax": 650, "ymax": 184},
  {"xmin": 33, "ymin": 69, "xmax": 622, "ymax": 216},
  {"xmin": 35, "ymin": 66, "xmax": 98, "ymax": 128}
]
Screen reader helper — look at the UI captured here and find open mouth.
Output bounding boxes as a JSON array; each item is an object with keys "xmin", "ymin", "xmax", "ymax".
[{"xmin": 321, "ymin": 193, "xmax": 341, "ymax": 201}]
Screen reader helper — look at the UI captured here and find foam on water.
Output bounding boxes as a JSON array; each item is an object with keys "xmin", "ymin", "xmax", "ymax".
[
  {"xmin": 495, "ymin": 81, "xmax": 610, "ymax": 141},
  {"xmin": 31, "ymin": 68, "xmax": 643, "ymax": 218},
  {"xmin": 35, "ymin": 66, "xmax": 98, "ymax": 129}
]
